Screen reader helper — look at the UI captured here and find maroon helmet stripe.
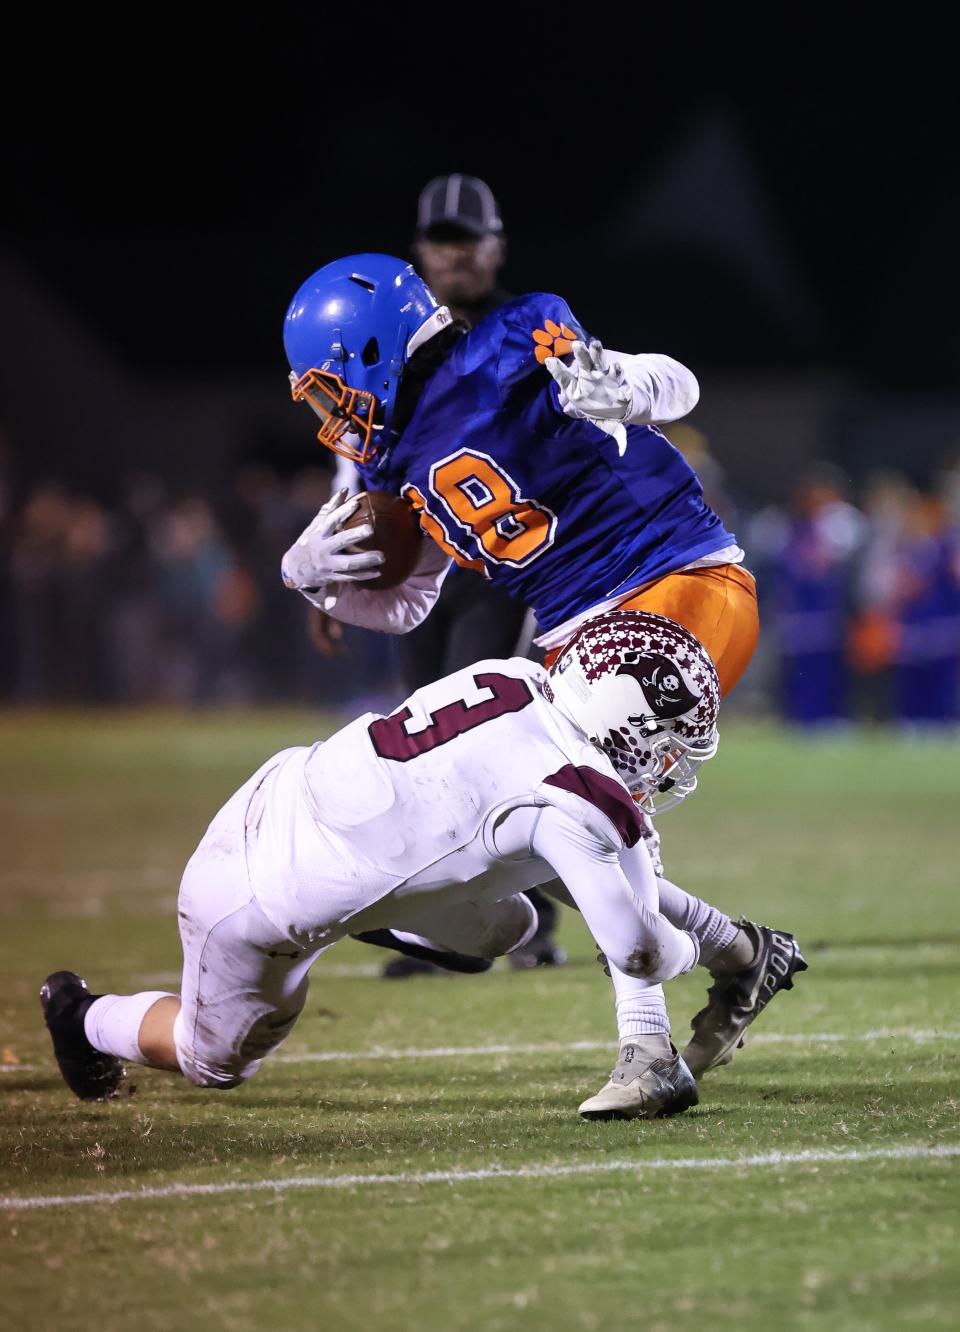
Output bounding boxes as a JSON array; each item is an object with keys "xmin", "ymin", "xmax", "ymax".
[{"xmin": 543, "ymin": 764, "xmax": 643, "ymax": 847}]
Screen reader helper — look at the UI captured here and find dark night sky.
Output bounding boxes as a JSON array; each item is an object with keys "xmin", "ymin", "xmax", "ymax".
[{"xmin": 4, "ymin": 13, "xmax": 959, "ymax": 387}]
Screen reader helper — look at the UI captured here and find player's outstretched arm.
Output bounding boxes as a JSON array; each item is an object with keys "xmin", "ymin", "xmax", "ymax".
[
  {"xmin": 610, "ymin": 349, "xmax": 700, "ymax": 424},
  {"xmin": 545, "ymin": 339, "xmax": 699, "ymax": 455}
]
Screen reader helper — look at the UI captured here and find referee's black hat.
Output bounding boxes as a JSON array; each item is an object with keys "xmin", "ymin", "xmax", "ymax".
[{"xmin": 415, "ymin": 174, "xmax": 503, "ymax": 239}]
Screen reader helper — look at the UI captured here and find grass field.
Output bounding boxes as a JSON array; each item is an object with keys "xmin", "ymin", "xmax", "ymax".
[{"xmin": 1, "ymin": 710, "xmax": 958, "ymax": 1331}]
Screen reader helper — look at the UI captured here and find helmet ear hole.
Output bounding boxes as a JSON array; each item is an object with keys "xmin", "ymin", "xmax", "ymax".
[{"xmin": 361, "ymin": 337, "xmax": 381, "ymax": 367}]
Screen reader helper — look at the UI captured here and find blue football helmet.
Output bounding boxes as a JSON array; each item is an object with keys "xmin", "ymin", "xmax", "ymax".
[{"xmin": 284, "ymin": 254, "xmax": 451, "ymax": 464}]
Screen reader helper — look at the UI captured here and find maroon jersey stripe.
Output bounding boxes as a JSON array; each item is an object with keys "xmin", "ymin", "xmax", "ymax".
[{"xmin": 542, "ymin": 764, "xmax": 643, "ymax": 847}]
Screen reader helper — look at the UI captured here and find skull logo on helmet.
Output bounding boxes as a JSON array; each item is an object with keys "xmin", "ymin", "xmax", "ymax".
[{"xmin": 546, "ymin": 611, "xmax": 721, "ymax": 813}]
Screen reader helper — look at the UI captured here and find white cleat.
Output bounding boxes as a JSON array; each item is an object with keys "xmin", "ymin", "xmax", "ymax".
[{"xmin": 578, "ymin": 1042, "xmax": 699, "ymax": 1121}]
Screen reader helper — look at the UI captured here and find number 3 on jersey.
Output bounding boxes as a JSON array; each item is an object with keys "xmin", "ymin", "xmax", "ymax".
[
  {"xmin": 424, "ymin": 448, "xmax": 557, "ymax": 569},
  {"xmin": 369, "ymin": 672, "xmax": 535, "ymax": 762}
]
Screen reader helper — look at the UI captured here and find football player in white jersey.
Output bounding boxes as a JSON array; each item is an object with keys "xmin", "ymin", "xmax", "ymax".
[{"xmin": 41, "ymin": 611, "xmax": 805, "ymax": 1120}]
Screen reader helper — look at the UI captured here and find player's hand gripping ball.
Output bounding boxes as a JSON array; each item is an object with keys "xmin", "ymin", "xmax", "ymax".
[{"xmin": 341, "ymin": 490, "xmax": 423, "ymax": 590}]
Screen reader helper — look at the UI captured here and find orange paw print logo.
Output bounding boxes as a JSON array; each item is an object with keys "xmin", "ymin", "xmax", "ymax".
[{"xmin": 532, "ymin": 318, "xmax": 578, "ymax": 364}]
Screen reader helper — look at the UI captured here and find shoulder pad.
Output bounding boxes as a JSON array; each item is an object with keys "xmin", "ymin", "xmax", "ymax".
[{"xmin": 536, "ymin": 762, "xmax": 643, "ymax": 849}]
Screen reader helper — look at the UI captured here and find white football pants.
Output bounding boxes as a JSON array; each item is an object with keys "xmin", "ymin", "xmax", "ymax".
[{"xmin": 173, "ymin": 764, "xmax": 536, "ymax": 1088}]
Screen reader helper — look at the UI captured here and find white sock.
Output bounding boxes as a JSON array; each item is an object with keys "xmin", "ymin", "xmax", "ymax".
[
  {"xmin": 83, "ymin": 992, "xmax": 174, "ymax": 1064},
  {"xmin": 657, "ymin": 879, "xmax": 738, "ymax": 966},
  {"xmin": 609, "ymin": 964, "xmax": 671, "ymax": 1041}
]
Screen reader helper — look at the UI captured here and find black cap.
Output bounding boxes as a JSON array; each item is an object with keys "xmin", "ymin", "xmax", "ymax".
[{"xmin": 416, "ymin": 174, "xmax": 503, "ymax": 239}]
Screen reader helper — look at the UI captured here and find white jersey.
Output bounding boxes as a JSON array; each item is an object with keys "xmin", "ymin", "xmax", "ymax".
[
  {"xmin": 246, "ymin": 658, "xmax": 646, "ymax": 946},
  {"xmin": 172, "ymin": 660, "xmax": 700, "ymax": 1091}
]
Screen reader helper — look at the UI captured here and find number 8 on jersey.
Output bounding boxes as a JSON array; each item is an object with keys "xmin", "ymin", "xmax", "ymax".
[{"xmin": 429, "ymin": 448, "xmax": 557, "ymax": 568}]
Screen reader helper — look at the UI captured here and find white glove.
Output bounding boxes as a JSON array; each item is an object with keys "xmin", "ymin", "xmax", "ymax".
[
  {"xmin": 545, "ymin": 339, "xmax": 630, "ymax": 456},
  {"xmin": 281, "ymin": 488, "xmax": 384, "ymax": 612}
]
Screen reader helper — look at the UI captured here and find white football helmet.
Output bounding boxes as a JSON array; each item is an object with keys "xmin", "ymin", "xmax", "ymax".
[{"xmin": 546, "ymin": 610, "xmax": 721, "ymax": 813}]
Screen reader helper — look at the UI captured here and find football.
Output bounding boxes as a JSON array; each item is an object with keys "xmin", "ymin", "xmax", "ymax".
[{"xmin": 342, "ymin": 489, "xmax": 423, "ymax": 590}]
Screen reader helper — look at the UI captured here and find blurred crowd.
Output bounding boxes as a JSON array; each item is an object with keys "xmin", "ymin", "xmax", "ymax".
[
  {"xmin": 0, "ymin": 459, "xmax": 399, "ymax": 711},
  {"xmin": 1, "ymin": 443, "xmax": 959, "ymax": 727},
  {"xmin": 694, "ymin": 436, "xmax": 960, "ymax": 729}
]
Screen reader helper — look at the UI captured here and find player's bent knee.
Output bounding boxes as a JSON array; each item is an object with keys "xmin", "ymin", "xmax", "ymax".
[
  {"xmin": 175, "ymin": 1034, "xmax": 266, "ymax": 1089},
  {"xmin": 500, "ymin": 893, "xmax": 539, "ymax": 959},
  {"xmin": 172, "ymin": 1008, "xmax": 272, "ymax": 1090},
  {"xmin": 429, "ymin": 892, "xmax": 539, "ymax": 961},
  {"xmin": 174, "ymin": 1040, "xmax": 262, "ymax": 1090},
  {"xmin": 177, "ymin": 1063, "xmax": 234, "ymax": 1090},
  {"xmin": 611, "ymin": 941, "xmax": 671, "ymax": 982},
  {"xmin": 185, "ymin": 1060, "xmax": 257, "ymax": 1091}
]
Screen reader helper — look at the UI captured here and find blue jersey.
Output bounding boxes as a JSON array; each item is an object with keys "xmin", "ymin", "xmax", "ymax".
[{"xmin": 360, "ymin": 293, "xmax": 735, "ymax": 634}]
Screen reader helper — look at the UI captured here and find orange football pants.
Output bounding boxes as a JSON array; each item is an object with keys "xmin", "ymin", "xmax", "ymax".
[{"xmin": 545, "ymin": 564, "xmax": 759, "ymax": 698}]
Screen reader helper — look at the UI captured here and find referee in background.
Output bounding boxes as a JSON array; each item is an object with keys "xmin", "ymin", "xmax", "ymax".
[{"xmin": 384, "ymin": 174, "xmax": 566, "ymax": 975}]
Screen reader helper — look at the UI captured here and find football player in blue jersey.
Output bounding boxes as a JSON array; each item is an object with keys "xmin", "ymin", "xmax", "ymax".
[
  {"xmin": 282, "ymin": 253, "xmax": 757, "ymax": 694},
  {"xmin": 280, "ymin": 253, "xmax": 804, "ymax": 1097}
]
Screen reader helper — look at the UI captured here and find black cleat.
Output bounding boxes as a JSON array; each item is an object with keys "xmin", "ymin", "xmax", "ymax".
[
  {"xmin": 680, "ymin": 921, "xmax": 809, "ymax": 1077},
  {"xmin": 40, "ymin": 971, "xmax": 125, "ymax": 1101}
]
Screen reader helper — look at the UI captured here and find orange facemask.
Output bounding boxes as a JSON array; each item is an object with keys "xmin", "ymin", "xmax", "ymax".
[{"xmin": 289, "ymin": 368, "xmax": 381, "ymax": 464}]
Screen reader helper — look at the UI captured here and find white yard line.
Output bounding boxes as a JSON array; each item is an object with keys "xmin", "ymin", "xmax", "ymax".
[
  {"xmin": 2, "ymin": 1143, "xmax": 957, "ymax": 1212},
  {"xmin": 4, "ymin": 1027, "xmax": 958, "ymax": 1075},
  {"xmin": 271, "ymin": 1028, "xmax": 960, "ymax": 1064}
]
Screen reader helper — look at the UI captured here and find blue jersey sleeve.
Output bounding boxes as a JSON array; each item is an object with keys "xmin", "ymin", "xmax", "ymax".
[{"xmin": 494, "ymin": 293, "xmax": 588, "ymax": 399}]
